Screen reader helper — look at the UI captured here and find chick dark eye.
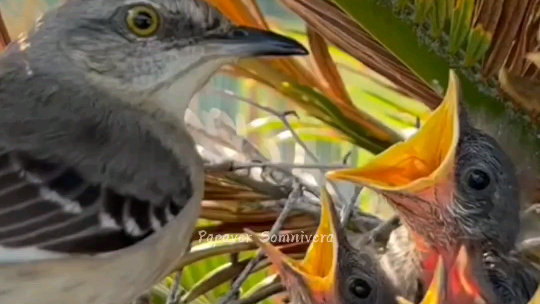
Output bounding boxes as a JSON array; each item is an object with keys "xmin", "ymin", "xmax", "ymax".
[
  {"xmin": 349, "ymin": 278, "xmax": 372, "ymax": 299},
  {"xmin": 126, "ymin": 5, "xmax": 161, "ymax": 37},
  {"xmin": 466, "ymin": 168, "xmax": 490, "ymax": 190}
]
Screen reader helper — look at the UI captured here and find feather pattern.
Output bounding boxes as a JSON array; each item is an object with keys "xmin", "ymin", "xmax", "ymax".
[{"xmin": 0, "ymin": 147, "xmax": 192, "ymax": 256}]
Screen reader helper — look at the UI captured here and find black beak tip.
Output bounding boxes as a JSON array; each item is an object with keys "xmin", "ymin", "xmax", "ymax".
[
  {"xmin": 265, "ymin": 39, "xmax": 309, "ymax": 57},
  {"xmin": 234, "ymin": 27, "xmax": 309, "ymax": 57}
]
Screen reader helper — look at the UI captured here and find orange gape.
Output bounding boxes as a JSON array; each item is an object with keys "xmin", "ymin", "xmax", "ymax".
[
  {"xmin": 415, "ymin": 233, "xmax": 456, "ymax": 293},
  {"xmin": 445, "ymin": 247, "xmax": 486, "ymax": 304},
  {"xmin": 422, "ymin": 250, "xmax": 442, "ymax": 288}
]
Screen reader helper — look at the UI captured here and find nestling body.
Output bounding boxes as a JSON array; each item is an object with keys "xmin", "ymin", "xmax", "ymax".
[{"xmin": 329, "ymin": 72, "xmax": 540, "ymax": 303}]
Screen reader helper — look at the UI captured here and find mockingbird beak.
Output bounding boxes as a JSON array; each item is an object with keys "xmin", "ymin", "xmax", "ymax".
[
  {"xmin": 245, "ymin": 190, "xmax": 339, "ymax": 303},
  {"xmin": 211, "ymin": 26, "xmax": 308, "ymax": 57}
]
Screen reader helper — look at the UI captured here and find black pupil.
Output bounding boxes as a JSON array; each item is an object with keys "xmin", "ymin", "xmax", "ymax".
[
  {"xmin": 349, "ymin": 278, "xmax": 372, "ymax": 299},
  {"xmin": 467, "ymin": 169, "xmax": 490, "ymax": 190},
  {"xmin": 134, "ymin": 11, "xmax": 153, "ymax": 30}
]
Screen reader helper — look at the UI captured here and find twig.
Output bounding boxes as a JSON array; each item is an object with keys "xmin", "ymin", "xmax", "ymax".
[
  {"xmin": 361, "ymin": 215, "xmax": 400, "ymax": 247},
  {"xmin": 213, "ymin": 90, "xmax": 318, "ymax": 162},
  {"xmin": 217, "ymin": 182, "xmax": 302, "ymax": 304},
  {"xmin": 204, "ymin": 161, "xmax": 347, "ymax": 173},
  {"xmin": 205, "ymin": 160, "xmax": 320, "ymax": 198},
  {"xmin": 230, "ymin": 252, "xmax": 241, "ymax": 301},
  {"xmin": 166, "ymin": 271, "xmax": 182, "ymax": 304},
  {"xmin": 0, "ymin": 10, "xmax": 10, "ymax": 50},
  {"xmin": 342, "ymin": 150, "xmax": 353, "ymax": 165},
  {"xmin": 213, "ymin": 90, "xmax": 349, "ymax": 206},
  {"xmin": 340, "ymin": 186, "xmax": 362, "ymax": 227},
  {"xmin": 167, "ymin": 244, "xmax": 191, "ymax": 304}
]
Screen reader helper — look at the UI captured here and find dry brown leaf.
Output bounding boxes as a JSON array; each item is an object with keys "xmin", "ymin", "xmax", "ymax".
[
  {"xmin": 515, "ymin": 0, "xmax": 540, "ymax": 76},
  {"xmin": 499, "ymin": 68, "xmax": 540, "ymax": 117},
  {"xmin": 0, "ymin": 10, "xmax": 9, "ymax": 50},
  {"xmin": 473, "ymin": 0, "xmax": 504, "ymax": 34},
  {"xmin": 279, "ymin": 0, "xmax": 441, "ymax": 109},
  {"xmin": 306, "ymin": 27, "xmax": 353, "ymax": 106},
  {"xmin": 528, "ymin": 52, "xmax": 540, "ymax": 69},
  {"xmin": 483, "ymin": 0, "xmax": 532, "ymax": 77}
]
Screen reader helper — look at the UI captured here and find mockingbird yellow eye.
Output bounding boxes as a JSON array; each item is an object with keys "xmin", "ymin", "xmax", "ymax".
[{"xmin": 126, "ymin": 5, "xmax": 160, "ymax": 37}]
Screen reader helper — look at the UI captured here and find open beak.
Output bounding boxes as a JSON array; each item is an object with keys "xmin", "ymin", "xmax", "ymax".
[
  {"xmin": 397, "ymin": 246, "xmax": 493, "ymax": 304},
  {"xmin": 327, "ymin": 70, "xmax": 460, "ymax": 257},
  {"xmin": 327, "ymin": 69, "xmax": 460, "ymax": 200},
  {"xmin": 211, "ymin": 26, "xmax": 308, "ymax": 57},
  {"xmin": 245, "ymin": 189, "xmax": 340, "ymax": 303}
]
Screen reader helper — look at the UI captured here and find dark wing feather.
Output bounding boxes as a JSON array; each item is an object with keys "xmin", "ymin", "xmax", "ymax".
[{"xmin": 0, "ymin": 148, "xmax": 191, "ymax": 255}]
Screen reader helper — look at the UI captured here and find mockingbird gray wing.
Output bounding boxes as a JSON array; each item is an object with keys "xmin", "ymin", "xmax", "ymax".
[{"xmin": 0, "ymin": 148, "xmax": 192, "ymax": 255}]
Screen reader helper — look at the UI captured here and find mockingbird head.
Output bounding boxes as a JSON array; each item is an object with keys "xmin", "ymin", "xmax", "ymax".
[{"xmin": 13, "ymin": 0, "xmax": 307, "ymax": 113}]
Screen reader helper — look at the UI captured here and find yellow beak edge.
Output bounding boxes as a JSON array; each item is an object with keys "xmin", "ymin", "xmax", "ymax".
[
  {"xmin": 245, "ymin": 189, "xmax": 340, "ymax": 298},
  {"xmin": 327, "ymin": 70, "xmax": 461, "ymax": 194}
]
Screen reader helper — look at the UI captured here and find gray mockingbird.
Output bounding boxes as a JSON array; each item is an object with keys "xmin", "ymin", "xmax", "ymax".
[{"xmin": 0, "ymin": 0, "xmax": 307, "ymax": 303}]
